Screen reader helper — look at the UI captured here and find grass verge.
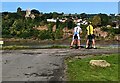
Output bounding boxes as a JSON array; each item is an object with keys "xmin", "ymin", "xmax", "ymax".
[
  {"xmin": 65, "ymin": 54, "xmax": 119, "ymax": 81},
  {"xmin": 1, "ymin": 45, "xmax": 69, "ymax": 50},
  {"xmin": 1, "ymin": 45, "xmax": 30, "ymax": 50}
]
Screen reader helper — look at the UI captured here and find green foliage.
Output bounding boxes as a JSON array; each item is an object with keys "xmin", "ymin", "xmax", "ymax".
[
  {"xmin": 92, "ymin": 15, "xmax": 101, "ymax": 26},
  {"xmin": 98, "ymin": 14, "xmax": 109, "ymax": 26},
  {"xmin": 2, "ymin": 45, "xmax": 29, "ymax": 50},
  {"xmin": 52, "ymin": 12, "xmax": 58, "ymax": 19},
  {"xmin": 57, "ymin": 21, "xmax": 67, "ymax": 29},
  {"xmin": 101, "ymin": 26, "xmax": 109, "ymax": 32},
  {"xmin": 67, "ymin": 18, "xmax": 75, "ymax": 29},
  {"xmin": 109, "ymin": 28, "xmax": 120, "ymax": 34},
  {"xmin": 54, "ymin": 29, "xmax": 63, "ymax": 39},
  {"xmin": 31, "ymin": 9, "xmax": 40, "ymax": 15},
  {"xmin": 17, "ymin": 7, "xmax": 22, "ymax": 17},
  {"xmin": 56, "ymin": 19, "xmax": 60, "ymax": 29},
  {"xmin": 101, "ymin": 26, "xmax": 120, "ymax": 35},
  {"xmin": 2, "ymin": 45, "xmax": 69, "ymax": 50},
  {"xmin": 17, "ymin": 7, "xmax": 22, "ymax": 13},
  {"xmin": 37, "ymin": 23, "xmax": 55, "ymax": 40},
  {"xmin": 2, "ymin": 15, "xmax": 37, "ymax": 38},
  {"xmin": 80, "ymin": 24, "xmax": 87, "ymax": 38},
  {"xmin": 2, "ymin": 12, "xmax": 64, "ymax": 40},
  {"xmin": 65, "ymin": 54, "xmax": 118, "ymax": 81},
  {"xmin": 40, "ymin": 21, "xmax": 46, "ymax": 26},
  {"xmin": 37, "ymin": 23, "xmax": 64, "ymax": 40},
  {"xmin": 80, "ymin": 13, "xmax": 87, "ymax": 19},
  {"xmin": 2, "ymin": 10, "xmax": 119, "ymax": 40},
  {"xmin": 38, "ymin": 30, "xmax": 52, "ymax": 40}
]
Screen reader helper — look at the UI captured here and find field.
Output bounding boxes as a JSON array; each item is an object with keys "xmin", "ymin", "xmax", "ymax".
[{"xmin": 65, "ymin": 54, "xmax": 119, "ymax": 81}]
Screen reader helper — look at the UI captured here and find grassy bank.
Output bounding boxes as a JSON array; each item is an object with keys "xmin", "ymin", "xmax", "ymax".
[
  {"xmin": 1, "ymin": 45, "xmax": 70, "ymax": 50},
  {"xmin": 65, "ymin": 54, "xmax": 119, "ymax": 81},
  {"xmin": 1, "ymin": 45, "xmax": 119, "ymax": 50},
  {"xmin": 3, "ymin": 38, "xmax": 119, "ymax": 46}
]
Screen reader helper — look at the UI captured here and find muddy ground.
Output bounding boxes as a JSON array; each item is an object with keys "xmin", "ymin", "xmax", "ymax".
[{"xmin": 1, "ymin": 48, "xmax": 119, "ymax": 82}]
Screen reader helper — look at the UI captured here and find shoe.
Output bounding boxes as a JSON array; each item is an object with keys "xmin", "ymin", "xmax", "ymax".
[
  {"xmin": 93, "ymin": 46, "xmax": 97, "ymax": 49},
  {"xmin": 93, "ymin": 47, "xmax": 97, "ymax": 49},
  {"xmin": 86, "ymin": 47, "xmax": 89, "ymax": 49},
  {"xmin": 78, "ymin": 46, "xmax": 81, "ymax": 49},
  {"xmin": 86, "ymin": 46, "xmax": 88, "ymax": 49},
  {"xmin": 70, "ymin": 46, "xmax": 73, "ymax": 49},
  {"xmin": 78, "ymin": 47, "xmax": 81, "ymax": 49}
]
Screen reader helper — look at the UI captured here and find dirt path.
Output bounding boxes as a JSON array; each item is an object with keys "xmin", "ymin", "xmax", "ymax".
[{"xmin": 2, "ymin": 48, "xmax": 119, "ymax": 82}]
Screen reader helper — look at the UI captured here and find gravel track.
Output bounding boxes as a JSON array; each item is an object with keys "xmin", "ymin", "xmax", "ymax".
[{"xmin": 1, "ymin": 48, "xmax": 119, "ymax": 82}]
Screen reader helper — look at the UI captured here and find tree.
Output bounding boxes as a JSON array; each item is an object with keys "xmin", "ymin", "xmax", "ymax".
[
  {"xmin": 2, "ymin": 12, "xmax": 9, "ymax": 16},
  {"xmin": 80, "ymin": 13, "xmax": 87, "ymax": 19},
  {"xmin": 52, "ymin": 12, "xmax": 58, "ymax": 19},
  {"xmin": 92, "ymin": 15, "xmax": 101, "ymax": 26},
  {"xmin": 98, "ymin": 13, "xmax": 109, "ymax": 26},
  {"xmin": 31, "ymin": 9, "xmax": 40, "ymax": 15},
  {"xmin": 17, "ymin": 7, "xmax": 22, "ymax": 18},
  {"xmin": 56, "ymin": 19, "xmax": 60, "ymax": 29},
  {"xmin": 67, "ymin": 17, "xmax": 73, "ymax": 29},
  {"xmin": 17, "ymin": 7, "xmax": 22, "ymax": 13}
]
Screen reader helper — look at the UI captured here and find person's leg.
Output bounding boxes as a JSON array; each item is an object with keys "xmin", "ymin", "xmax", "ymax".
[
  {"xmin": 86, "ymin": 39, "xmax": 89, "ymax": 48},
  {"xmin": 92, "ymin": 34, "xmax": 96, "ymax": 48},
  {"xmin": 77, "ymin": 40, "xmax": 81, "ymax": 49},
  {"xmin": 77, "ymin": 35, "xmax": 80, "ymax": 46},
  {"xmin": 70, "ymin": 35, "xmax": 75, "ymax": 48},
  {"xmin": 78, "ymin": 40, "xmax": 80, "ymax": 46},
  {"xmin": 77, "ymin": 35, "xmax": 81, "ymax": 49},
  {"xmin": 70, "ymin": 40, "xmax": 74, "ymax": 48},
  {"xmin": 70, "ymin": 40, "xmax": 74, "ymax": 46},
  {"xmin": 92, "ymin": 39, "xmax": 96, "ymax": 48},
  {"xmin": 86, "ymin": 35, "xmax": 89, "ymax": 48}
]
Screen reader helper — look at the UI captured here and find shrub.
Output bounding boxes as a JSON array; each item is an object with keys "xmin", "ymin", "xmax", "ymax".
[{"xmin": 38, "ymin": 30, "xmax": 52, "ymax": 40}]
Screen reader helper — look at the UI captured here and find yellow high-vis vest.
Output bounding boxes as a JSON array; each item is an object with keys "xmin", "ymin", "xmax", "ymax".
[{"xmin": 86, "ymin": 25, "xmax": 94, "ymax": 35}]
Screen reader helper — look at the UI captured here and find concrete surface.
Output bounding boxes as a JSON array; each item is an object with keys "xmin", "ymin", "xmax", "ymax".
[{"xmin": 1, "ymin": 48, "xmax": 119, "ymax": 82}]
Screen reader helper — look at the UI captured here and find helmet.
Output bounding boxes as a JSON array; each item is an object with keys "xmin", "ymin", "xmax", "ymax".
[
  {"xmin": 77, "ymin": 23, "xmax": 80, "ymax": 26},
  {"xmin": 89, "ymin": 21, "xmax": 92, "ymax": 24}
]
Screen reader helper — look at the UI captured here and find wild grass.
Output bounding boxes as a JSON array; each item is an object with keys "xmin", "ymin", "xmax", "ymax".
[{"xmin": 65, "ymin": 54, "xmax": 119, "ymax": 81}]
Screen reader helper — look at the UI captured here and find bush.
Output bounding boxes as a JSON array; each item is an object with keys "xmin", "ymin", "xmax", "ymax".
[
  {"xmin": 38, "ymin": 30, "xmax": 52, "ymax": 40},
  {"xmin": 109, "ymin": 28, "xmax": 120, "ymax": 34},
  {"xmin": 101, "ymin": 26, "xmax": 109, "ymax": 32},
  {"xmin": 80, "ymin": 24, "xmax": 87, "ymax": 38},
  {"xmin": 54, "ymin": 29, "xmax": 63, "ymax": 39}
]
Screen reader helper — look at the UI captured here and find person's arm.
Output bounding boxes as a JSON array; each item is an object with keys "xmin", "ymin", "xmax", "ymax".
[
  {"xmin": 80, "ymin": 31, "xmax": 82, "ymax": 34},
  {"xmin": 72, "ymin": 28, "xmax": 74, "ymax": 34},
  {"xmin": 80, "ymin": 29, "xmax": 82, "ymax": 34},
  {"xmin": 79, "ymin": 28, "xmax": 82, "ymax": 34}
]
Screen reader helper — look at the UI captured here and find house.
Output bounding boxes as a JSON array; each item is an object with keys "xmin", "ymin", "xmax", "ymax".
[
  {"xmin": 47, "ymin": 19, "xmax": 56, "ymax": 22},
  {"xmin": 112, "ymin": 20, "xmax": 119, "ymax": 29}
]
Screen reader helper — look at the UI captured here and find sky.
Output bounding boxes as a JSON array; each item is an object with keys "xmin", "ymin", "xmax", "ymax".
[
  {"xmin": 1, "ymin": 2, "xmax": 119, "ymax": 14},
  {"xmin": 1, "ymin": 0, "xmax": 119, "ymax": 2}
]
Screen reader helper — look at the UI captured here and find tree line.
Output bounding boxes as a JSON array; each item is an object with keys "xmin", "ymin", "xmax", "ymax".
[{"xmin": 2, "ymin": 7, "xmax": 120, "ymax": 40}]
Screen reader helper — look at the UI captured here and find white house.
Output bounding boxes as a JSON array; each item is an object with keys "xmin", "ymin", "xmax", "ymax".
[{"xmin": 47, "ymin": 19, "xmax": 57, "ymax": 22}]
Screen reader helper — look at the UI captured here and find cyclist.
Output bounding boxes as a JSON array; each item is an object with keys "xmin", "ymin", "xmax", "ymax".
[
  {"xmin": 86, "ymin": 22, "xmax": 96, "ymax": 49},
  {"xmin": 70, "ymin": 23, "xmax": 82, "ymax": 49}
]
